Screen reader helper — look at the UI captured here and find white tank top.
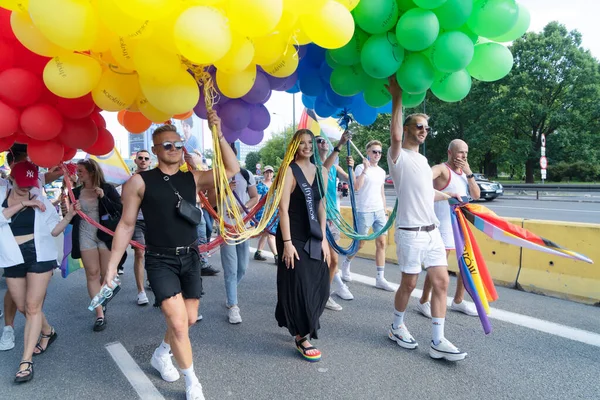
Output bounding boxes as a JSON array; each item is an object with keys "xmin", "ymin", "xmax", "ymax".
[{"xmin": 434, "ymin": 163, "xmax": 469, "ymax": 227}]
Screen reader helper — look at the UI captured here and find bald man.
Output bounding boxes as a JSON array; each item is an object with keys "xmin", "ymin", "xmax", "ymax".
[{"xmin": 417, "ymin": 139, "xmax": 481, "ymax": 318}]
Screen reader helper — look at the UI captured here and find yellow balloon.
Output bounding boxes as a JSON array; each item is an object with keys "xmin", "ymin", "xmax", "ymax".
[
  {"xmin": 336, "ymin": 0, "xmax": 360, "ymax": 11},
  {"xmin": 275, "ymin": 6, "xmax": 299, "ymax": 34},
  {"xmin": 116, "ymin": 0, "xmax": 177, "ymax": 21},
  {"xmin": 215, "ymin": 35, "xmax": 255, "ymax": 74},
  {"xmin": 149, "ymin": 17, "xmax": 177, "ymax": 53},
  {"xmin": 133, "ymin": 41, "xmax": 182, "ymax": 84},
  {"xmin": 90, "ymin": 23, "xmax": 115, "ymax": 53},
  {"xmin": 140, "ymin": 70, "xmax": 199, "ymax": 115},
  {"xmin": 251, "ymin": 32, "xmax": 287, "ymax": 66},
  {"xmin": 109, "ymin": 36, "xmax": 138, "ymax": 71},
  {"xmin": 10, "ymin": 11, "xmax": 64, "ymax": 57},
  {"xmin": 216, "ymin": 66, "xmax": 256, "ymax": 98},
  {"xmin": 283, "ymin": 0, "xmax": 325, "ymax": 15},
  {"xmin": 174, "ymin": 6, "xmax": 232, "ymax": 64},
  {"xmin": 300, "ymin": 0, "xmax": 354, "ymax": 49},
  {"xmin": 92, "ymin": 69, "xmax": 140, "ymax": 111},
  {"xmin": 97, "ymin": 0, "xmax": 153, "ymax": 39},
  {"xmin": 227, "ymin": 0, "xmax": 283, "ymax": 38},
  {"xmin": 137, "ymin": 95, "xmax": 171, "ymax": 123},
  {"xmin": 43, "ymin": 53, "xmax": 102, "ymax": 98},
  {"xmin": 28, "ymin": 0, "xmax": 98, "ymax": 51},
  {"xmin": 290, "ymin": 21, "xmax": 312, "ymax": 45},
  {"xmin": 0, "ymin": 0, "xmax": 28, "ymax": 12},
  {"xmin": 262, "ymin": 45, "xmax": 298, "ymax": 78},
  {"xmin": 183, "ymin": 0, "xmax": 224, "ymax": 4}
]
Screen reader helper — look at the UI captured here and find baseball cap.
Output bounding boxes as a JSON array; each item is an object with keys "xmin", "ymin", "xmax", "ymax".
[
  {"xmin": 264, "ymin": 165, "xmax": 274, "ymax": 172},
  {"xmin": 10, "ymin": 161, "xmax": 39, "ymax": 188}
]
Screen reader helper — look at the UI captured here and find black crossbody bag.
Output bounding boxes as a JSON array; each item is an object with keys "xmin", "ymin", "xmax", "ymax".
[{"xmin": 164, "ymin": 175, "xmax": 203, "ymax": 225}]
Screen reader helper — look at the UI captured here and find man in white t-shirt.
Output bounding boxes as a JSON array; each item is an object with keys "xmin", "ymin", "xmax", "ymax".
[
  {"xmin": 416, "ymin": 139, "xmax": 481, "ymax": 319},
  {"xmin": 386, "ymin": 77, "xmax": 467, "ymax": 362},
  {"xmin": 340, "ymin": 140, "xmax": 394, "ymax": 292}
]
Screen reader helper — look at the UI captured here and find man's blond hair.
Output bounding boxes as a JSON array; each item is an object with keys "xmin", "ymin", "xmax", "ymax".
[{"xmin": 366, "ymin": 140, "xmax": 382, "ymax": 151}]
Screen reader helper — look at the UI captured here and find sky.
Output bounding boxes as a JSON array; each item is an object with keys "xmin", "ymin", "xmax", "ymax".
[{"xmin": 105, "ymin": 0, "xmax": 595, "ymax": 157}]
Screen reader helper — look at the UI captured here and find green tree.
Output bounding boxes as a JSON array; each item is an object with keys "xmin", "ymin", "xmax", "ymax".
[
  {"xmin": 259, "ymin": 125, "xmax": 295, "ymax": 171},
  {"xmin": 244, "ymin": 151, "xmax": 261, "ymax": 171}
]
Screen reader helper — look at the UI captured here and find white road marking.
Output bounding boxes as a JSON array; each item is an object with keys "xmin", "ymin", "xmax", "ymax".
[
  {"xmin": 105, "ymin": 342, "xmax": 165, "ymax": 400},
  {"xmin": 252, "ymin": 247, "xmax": 600, "ymax": 348},
  {"xmin": 488, "ymin": 205, "xmax": 600, "ymax": 213}
]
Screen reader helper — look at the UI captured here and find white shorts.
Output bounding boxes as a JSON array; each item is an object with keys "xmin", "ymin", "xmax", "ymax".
[
  {"xmin": 394, "ymin": 228, "xmax": 448, "ymax": 274},
  {"xmin": 438, "ymin": 221, "xmax": 455, "ymax": 250}
]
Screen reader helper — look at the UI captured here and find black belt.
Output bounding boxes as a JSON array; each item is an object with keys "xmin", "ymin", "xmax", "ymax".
[
  {"xmin": 398, "ymin": 224, "xmax": 436, "ymax": 232},
  {"xmin": 146, "ymin": 243, "xmax": 198, "ymax": 256}
]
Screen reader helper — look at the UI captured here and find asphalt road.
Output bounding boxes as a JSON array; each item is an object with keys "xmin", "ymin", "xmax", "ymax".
[{"xmin": 1, "ymin": 245, "xmax": 599, "ymax": 400}]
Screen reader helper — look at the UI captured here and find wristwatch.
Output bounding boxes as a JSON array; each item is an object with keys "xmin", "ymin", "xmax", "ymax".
[
  {"xmin": 466, "ymin": 174, "xmax": 474, "ymax": 179},
  {"xmin": 333, "ymin": 146, "xmax": 340, "ymax": 153}
]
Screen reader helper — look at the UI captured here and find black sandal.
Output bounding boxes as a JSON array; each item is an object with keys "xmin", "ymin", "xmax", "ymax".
[
  {"xmin": 295, "ymin": 337, "xmax": 321, "ymax": 362},
  {"xmin": 15, "ymin": 360, "xmax": 34, "ymax": 383},
  {"xmin": 93, "ymin": 317, "xmax": 106, "ymax": 332},
  {"xmin": 33, "ymin": 327, "xmax": 57, "ymax": 356}
]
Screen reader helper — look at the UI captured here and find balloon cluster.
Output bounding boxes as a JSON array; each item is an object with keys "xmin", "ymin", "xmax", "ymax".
[
  {"xmin": 294, "ymin": 0, "xmax": 530, "ymax": 124},
  {"xmin": 0, "ymin": 8, "xmax": 113, "ymax": 167}
]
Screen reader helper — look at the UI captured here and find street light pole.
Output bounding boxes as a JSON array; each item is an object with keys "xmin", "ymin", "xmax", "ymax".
[
  {"xmin": 422, "ymin": 98, "xmax": 427, "ymax": 157},
  {"xmin": 292, "ymin": 93, "xmax": 296, "ymax": 132}
]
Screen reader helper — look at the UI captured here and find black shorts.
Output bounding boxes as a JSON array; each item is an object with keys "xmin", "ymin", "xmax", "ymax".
[
  {"xmin": 145, "ymin": 250, "xmax": 203, "ymax": 307},
  {"xmin": 131, "ymin": 220, "xmax": 146, "ymax": 248},
  {"xmin": 3, "ymin": 240, "xmax": 57, "ymax": 279}
]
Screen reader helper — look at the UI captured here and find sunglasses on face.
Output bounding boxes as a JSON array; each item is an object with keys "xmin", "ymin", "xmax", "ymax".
[
  {"xmin": 137, "ymin": 156, "xmax": 150, "ymax": 161},
  {"xmin": 159, "ymin": 141, "xmax": 184, "ymax": 151},
  {"xmin": 371, "ymin": 150, "xmax": 382, "ymax": 155},
  {"xmin": 415, "ymin": 123, "xmax": 432, "ymax": 133},
  {"xmin": 316, "ymin": 138, "xmax": 326, "ymax": 144}
]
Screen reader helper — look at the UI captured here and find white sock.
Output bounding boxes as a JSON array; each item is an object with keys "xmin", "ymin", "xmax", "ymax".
[
  {"xmin": 342, "ymin": 258, "xmax": 352, "ymax": 267},
  {"xmin": 432, "ymin": 318, "xmax": 445, "ymax": 345},
  {"xmin": 376, "ymin": 267, "xmax": 385, "ymax": 279},
  {"xmin": 156, "ymin": 340, "xmax": 170, "ymax": 356},
  {"xmin": 392, "ymin": 309, "xmax": 404, "ymax": 330},
  {"xmin": 181, "ymin": 364, "xmax": 199, "ymax": 387},
  {"xmin": 332, "ymin": 272, "xmax": 344, "ymax": 288}
]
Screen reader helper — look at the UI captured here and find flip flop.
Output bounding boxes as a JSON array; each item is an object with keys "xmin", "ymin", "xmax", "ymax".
[
  {"xmin": 33, "ymin": 328, "xmax": 57, "ymax": 356},
  {"xmin": 295, "ymin": 337, "xmax": 321, "ymax": 362}
]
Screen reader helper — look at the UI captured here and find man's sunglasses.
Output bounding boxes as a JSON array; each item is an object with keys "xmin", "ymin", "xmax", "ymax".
[
  {"xmin": 316, "ymin": 138, "xmax": 326, "ymax": 144},
  {"xmin": 371, "ymin": 150, "xmax": 382, "ymax": 155},
  {"xmin": 137, "ymin": 156, "xmax": 150, "ymax": 161},
  {"xmin": 414, "ymin": 123, "xmax": 432, "ymax": 133},
  {"xmin": 159, "ymin": 141, "xmax": 185, "ymax": 151}
]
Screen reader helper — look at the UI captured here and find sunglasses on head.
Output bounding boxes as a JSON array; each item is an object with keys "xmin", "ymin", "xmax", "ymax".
[
  {"xmin": 159, "ymin": 141, "xmax": 184, "ymax": 151},
  {"xmin": 371, "ymin": 150, "xmax": 382, "ymax": 155},
  {"xmin": 137, "ymin": 156, "xmax": 150, "ymax": 161},
  {"xmin": 415, "ymin": 123, "xmax": 432, "ymax": 133}
]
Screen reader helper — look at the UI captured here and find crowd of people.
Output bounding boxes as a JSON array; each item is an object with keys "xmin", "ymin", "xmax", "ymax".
[{"xmin": 0, "ymin": 78, "xmax": 483, "ymax": 399}]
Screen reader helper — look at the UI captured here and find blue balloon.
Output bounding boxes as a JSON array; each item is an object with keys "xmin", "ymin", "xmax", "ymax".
[
  {"xmin": 298, "ymin": 66, "xmax": 324, "ymax": 97},
  {"xmin": 314, "ymin": 94, "xmax": 337, "ymax": 118},
  {"xmin": 296, "ymin": 45, "xmax": 308, "ymax": 60},
  {"xmin": 325, "ymin": 87, "xmax": 353, "ymax": 108},
  {"xmin": 286, "ymin": 81, "xmax": 301, "ymax": 94},
  {"xmin": 304, "ymin": 44, "xmax": 326, "ymax": 68},
  {"xmin": 319, "ymin": 62, "xmax": 333, "ymax": 85},
  {"xmin": 378, "ymin": 101, "xmax": 392, "ymax": 114},
  {"xmin": 351, "ymin": 95, "xmax": 378, "ymax": 125},
  {"xmin": 302, "ymin": 94, "xmax": 316, "ymax": 109}
]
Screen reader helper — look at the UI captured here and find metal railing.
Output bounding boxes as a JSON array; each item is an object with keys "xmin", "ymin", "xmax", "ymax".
[{"xmin": 501, "ymin": 183, "xmax": 600, "ymax": 200}]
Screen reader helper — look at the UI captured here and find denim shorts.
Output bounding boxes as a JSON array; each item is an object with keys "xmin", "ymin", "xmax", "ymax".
[
  {"xmin": 357, "ymin": 210, "xmax": 388, "ymax": 236},
  {"xmin": 3, "ymin": 240, "xmax": 57, "ymax": 278},
  {"xmin": 145, "ymin": 250, "xmax": 203, "ymax": 307}
]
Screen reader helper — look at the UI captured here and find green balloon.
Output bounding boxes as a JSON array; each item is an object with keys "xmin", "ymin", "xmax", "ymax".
[
  {"xmin": 364, "ymin": 78, "xmax": 393, "ymax": 107},
  {"xmin": 396, "ymin": 0, "xmax": 417, "ymax": 13},
  {"xmin": 330, "ymin": 64, "xmax": 370, "ymax": 97},
  {"xmin": 329, "ymin": 28, "xmax": 370, "ymax": 66},
  {"xmin": 434, "ymin": 0, "xmax": 473, "ymax": 30},
  {"xmin": 431, "ymin": 69, "xmax": 472, "ymax": 102},
  {"xmin": 413, "ymin": 0, "xmax": 447, "ymax": 9},
  {"xmin": 458, "ymin": 24, "xmax": 479, "ymax": 44},
  {"xmin": 402, "ymin": 91, "xmax": 426, "ymax": 108},
  {"xmin": 361, "ymin": 32, "xmax": 405, "ymax": 79},
  {"xmin": 326, "ymin": 51, "xmax": 342, "ymax": 69},
  {"xmin": 395, "ymin": 8, "xmax": 440, "ymax": 52},
  {"xmin": 353, "ymin": 0, "xmax": 400, "ymax": 35},
  {"xmin": 466, "ymin": 42, "xmax": 513, "ymax": 81},
  {"xmin": 431, "ymin": 31, "xmax": 474, "ymax": 72},
  {"xmin": 467, "ymin": 0, "xmax": 519, "ymax": 38},
  {"xmin": 490, "ymin": 3, "xmax": 530, "ymax": 42},
  {"xmin": 396, "ymin": 52, "xmax": 435, "ymax": 94}
]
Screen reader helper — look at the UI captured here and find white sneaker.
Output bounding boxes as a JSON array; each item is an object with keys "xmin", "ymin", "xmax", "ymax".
[
  {"xmin": 325, "ymin": 296, "xmax": 343, "ymax": 311},
  {"xmin": 430, "ymin": 338, "xmax": 467, "ymax": 361},
  {"xmin": 228, "ymin": 305, "xmax": 242, "ymax": 324},
  {"xmin": 186, "ymin": 382, "xmax": 206, "ymax": 400},
  {"xmin": 0, "ymin": 326, "xmax": 15, "ymax": 351},
  {"xmin": 375, "ymin": 277, "xmax": 395, "ymax": 292},
  {"xmin": 332, "ymin": 283, "xmax": 354, "ymax": 301},
  {"xmin": 151, "ymin": 349, "xmax": 180, "ymax": 382},
  {"xmin": 416, "ymin": 301, "xmax": 432, "ymax": 319},
  {"xmin": 196, "ymin": 314, "xmax": 203, "ymax": 322},
  {"xmin": 137, "ymin": 291, "xmax": 149, "ymax": 306},
  {"xmin": 451, "ymin": 300, "xmax": 478, "ymax": 316},
  {"xmin": 388, "ymin": 324, "xmax": 418, "ymax": 349},
  {"xmin": 340, "ymin": 259, "xmax": 352, "ymax": 282}
]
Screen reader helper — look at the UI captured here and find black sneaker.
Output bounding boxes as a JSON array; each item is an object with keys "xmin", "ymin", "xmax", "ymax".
[
  {"xmin": 254, "ymin": 251, "xmax": 267, "ymax": 261},
  {"xmin": 117, "ymin": 266, "xmax": 124, "ymax": 275},
  {"xmin": 200, "ymin": 265, "xmax": 220, "ymax": 276}
]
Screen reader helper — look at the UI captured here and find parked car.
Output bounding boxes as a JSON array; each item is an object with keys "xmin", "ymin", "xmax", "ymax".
[
  {"xmin": 474, "ymin": 173, "xmax": 503, "ymax": 201},
  {"xmin": 385, "ymin": 175, "xmax": 393, "ymax": 185}
]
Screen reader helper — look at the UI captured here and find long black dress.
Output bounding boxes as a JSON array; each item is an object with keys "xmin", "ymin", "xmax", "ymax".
[{"xmin": 275, "ymin": 167, "xmax": 329, "ymax": 339}]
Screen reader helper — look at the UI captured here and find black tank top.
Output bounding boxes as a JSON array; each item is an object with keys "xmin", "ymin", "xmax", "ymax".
[
  {"xmin": 139, "ymin": 168, "xmax": 198, "ymax": 247},
  {"xmin": 2, "ymin": 191, "xmax": 35, "ymax": 236}
]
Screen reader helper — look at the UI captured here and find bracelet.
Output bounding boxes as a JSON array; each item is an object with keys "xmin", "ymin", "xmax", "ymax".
[
  {"xmin": 283, "ymin": 239, "xmax": 292, "ymax": 242},
  {"xmin": 333, "ymin": 146, "xmax": 340, "ymax": 153},
  {"xmin": 466, "ymin": 174, "xmax": 474, "ymax": 179}
]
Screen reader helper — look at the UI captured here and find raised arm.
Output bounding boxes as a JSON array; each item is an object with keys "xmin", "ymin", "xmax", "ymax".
[
  {"xmin": 323, "ymin": 131, "xmax": 351, "ymax": 170},
  {"xmin": 388, "ymin": 76, "xmax": 403, "ymax": 163}
]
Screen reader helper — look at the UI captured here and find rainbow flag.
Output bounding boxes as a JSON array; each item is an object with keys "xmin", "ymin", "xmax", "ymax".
[
  {"xmin": 87, "ymin": 147, "xmax": 131, "ymax": 186},
  {"xmin": 59, "ymin": 225, "xmax": 83, "ymax": 278},
  {"xmin": 0, "ymin": 151, "xmax": 7, "ymax": 171},
  {"xmin": 298, "ymin": 109, "xmax": 344, "ymax": 139}
]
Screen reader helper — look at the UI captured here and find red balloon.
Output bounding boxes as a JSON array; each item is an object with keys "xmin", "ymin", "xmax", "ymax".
[
  {"xmin": 28, "ymin": 140, "xmax": 64, "ymax": 168},
  {"xmin": 62, "ymin": 145, "xmax": 77, "ymax": 161},
  {"xmin": 58, "ymin": 117, "xmax": 98, "ymax": 150},
  {"xmin": 38, "ymin": 86, "xmax": 60, "ymax": 106},
  {"xmin": 0, "ymin": 8, "xmax": 16, "ymax": 42},
  {"xmin": 90, "ymin": 112, "xmax": 106, "ymax": 129},
  {"xmin": 20, "ymin": 103, "xmax": 63, "ymax": 140},
  {"xmin": 55, "ymin": 93, "xmax": 95, "ymax": 119},
  {"xmin": 0, "ymin": 99, "xmax": 19, "ymax": 138},
  {"xmin": 0, "ymin": 133, "xmax": 16, "ymax": 151},
  {"xmin": 12, "ymin": 41, "xmax": 51, "ymax": 76},
  {"xmin": 85, "ymin": 127, "xmax": 114, "ymax": 156},
  {"xmin": 0, "ymin": 68, "xmax": 43, "ymax": 107},
  {"xmin": 13, "ymin": 131, "xmax": 31, "ymax": 144},
  {"xmin": 0, "ymin": 40, "xmax": 15, "ymax": 72}
]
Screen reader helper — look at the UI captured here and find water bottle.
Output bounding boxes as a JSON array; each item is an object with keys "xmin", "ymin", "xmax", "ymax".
[{"xmin": 88, "ymin": 277, "xmax": 122, "ymax": 312}]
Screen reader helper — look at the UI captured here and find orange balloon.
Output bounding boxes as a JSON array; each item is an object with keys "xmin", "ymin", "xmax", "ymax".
[
  {"xmin": 123, "ymin": 111, "xmax": 152, "ymax": 134},
  {"xmin": 117, "ymin": 109, "xmax": 126, "ymax": 125},
  {"xmin": 173, "ymin": 110, "xmax": 193, "ymax": 120}
]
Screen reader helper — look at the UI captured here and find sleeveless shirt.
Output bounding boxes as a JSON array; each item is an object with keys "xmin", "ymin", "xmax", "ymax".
[{"xmin": 434, "ymin": 163, "xmax": 469, "ymax": 228}]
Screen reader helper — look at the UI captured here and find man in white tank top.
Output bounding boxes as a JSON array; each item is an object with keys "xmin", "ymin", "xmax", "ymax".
[
  {"xmin": 416, "ymin": 140, "xmax": 481, "ymax": 319},
  {"xmin": 386, "ymin": 77, "xmax": 467, "ymax": 361}
]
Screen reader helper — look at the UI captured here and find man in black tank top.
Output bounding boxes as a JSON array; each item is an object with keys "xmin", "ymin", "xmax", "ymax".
[{"xmin": 104, "ymin": 112, "xmax": 239, "ymax": 400}]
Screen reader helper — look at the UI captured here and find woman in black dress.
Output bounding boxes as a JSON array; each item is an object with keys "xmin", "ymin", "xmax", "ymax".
[{"xmin": 276, "ymin": 129, "xmax": 331, "ymax": 362}]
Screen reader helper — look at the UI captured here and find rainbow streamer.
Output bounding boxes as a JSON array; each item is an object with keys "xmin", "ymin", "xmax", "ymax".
[
  {"xmin": 87, "ymin": 147, "xmax": 131, "ymax": 186},
  {"xmin": 59, "ymin": 225, "xmax": 83, "ymax": 278}
]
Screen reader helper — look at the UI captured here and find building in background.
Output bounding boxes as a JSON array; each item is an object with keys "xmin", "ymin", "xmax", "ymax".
[{"xmin": 236, "ymin": 141, "xmax": 266, "ymax": 163}]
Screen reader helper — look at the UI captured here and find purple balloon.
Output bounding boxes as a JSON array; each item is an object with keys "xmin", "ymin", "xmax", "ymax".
[
  {"xmin": 242, "ymin": 72, "xmax": 271, "ymax": 104},
  {"xmin": 296, "ymin": 45, "xmax": 308, "ymax": 59},
  {"xmin": 270, "ymin": 71, "xmax": 298, "ymax": 91},
  {"xmin": 220, "ymin": 99, "xmax": 251, "ymax": 131},
  {"xmin": 239, "ymin": 128, "xmax": 264, "ymax": 146},
  {"xmin": 248, "ymin": 104, "xmax": 271, "ymax": 131},
  {"xmin": 222, "ymin": 124, "xmax": 242, "ymax": 143},
  {"xmin": 260, "ymin": 89, "xmax": 272, "ymax": 104},
  {"xmin": 193, "ymin": 90, "xmax": 208, "ymax": 119}
]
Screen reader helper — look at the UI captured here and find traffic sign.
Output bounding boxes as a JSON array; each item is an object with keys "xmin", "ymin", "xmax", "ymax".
[
  {"xmin": 541, "ymin": 147, "xmax": 545, "ymax": 156},
  {"xmin": 540, "ymin": 156, "xmax": 547, "ymax": 169},
  {"xmin": 541, "ymin": 169, "xmax": 547, "ymax": 180},
  {"xmin": 541, "ymin": 134, "xmax": 546, "ymax": 147}
]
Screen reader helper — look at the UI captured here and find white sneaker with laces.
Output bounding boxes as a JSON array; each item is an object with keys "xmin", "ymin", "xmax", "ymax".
[
  {"xmin": 451, "ymin": 300, "xmax": 478, "ymax": 316},
  {"xmin": 375, "ymin": 277, "xmax": 395, "ymax": 292},
  {"xmin": 416, "ymin": 301, "xmax": 432, "ymax": 319},
  {"xmin": 0, "ymin": 326, "xmax": 15, "ymax": 351},
  {"xmin": 228, "ymin": 305, "xmax": 242, "ymax": 324},
  {"xmin": 196, "ymin": 314, "xmax": 203, "ymax": 322},
  {"xmin": 332, "ymin": 282, "xmax": 354, "ymax": 301},
  {"xmin": 430, "ymin": 338, "xmax": 467, "ymax": 361},
  {"xmin": 150, "ymin": 349, "xmax": 180, "ymax": 382},
  {"xmin": 137, "ymin": 291, "xmax": 149, "ymax": 306},
  {"xmin": 186, "ymin": 382, "xmax": 206, "ymax": 400},
  {"xmin": 325, "ymin": 296, "xmax": 343, "ymax": 311},
  {"xmin": 340, "ymin": 259, "xmax": 352, "ymax": 282},
  {"xmin": 388, "ymin": 324, "xmax": 418, "ymax": 349}
]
